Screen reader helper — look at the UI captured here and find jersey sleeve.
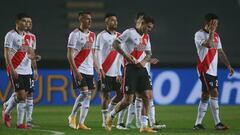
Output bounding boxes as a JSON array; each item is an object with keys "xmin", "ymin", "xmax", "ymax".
[
  {"xmin": 194, "ymin": 31, "xmax": 206, "ymax": 47},
  {"xmin": 116, "ymin": 29, "xmax": 130, "ymax": 44},
  {"xmin": 67, "ymin": 32, "xmax": 77, "ymax": 49},
  {"xmin": 217, "ymin": 36, "xmax": 222, "ymax": 49},
  {"xmin": 116, "ymin": 55, "xmax": 123, "ymax": 76},
  {"xmin": 4, "ymin": 33, "xmax": 14, "ymax": 48}
]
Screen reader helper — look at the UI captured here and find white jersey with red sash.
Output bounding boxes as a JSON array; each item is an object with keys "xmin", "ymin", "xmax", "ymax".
[
  {"xmin": 4, "ymin": 29, "xmax": 33, "ymax": 75},
  {"xmin": 67, "ymin": 28, "xmax": 96, "ymax": 75},
  {"xmin": 25, "ymin": 32, "xmax": 36, "ymax": 50},
  {"xmin": 117, "ymin": 28, "xmax": 151, "ymax": 66},
  {"xmin": 194, "ymin": 29, "xmax": 222, "ymax": 76},
  {"xmin": 95, "ymin": 30, "xmax": 122, "ymax": 77}
]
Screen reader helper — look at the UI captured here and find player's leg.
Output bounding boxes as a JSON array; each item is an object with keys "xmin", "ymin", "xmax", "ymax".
[
  {"xmin": 100, "ymin": 77, "xmax": 111, "ymax": 128},
  {"xmin": 125, "ymin": 101, "xmax": 136, "ymax": 129},
  {"xmin": 77, "ymin": 74, "xmax": 94, "ymax": 130},
  {"xmin": 25, "ymin": 76, "xmax": 35, "ymax": 127},
  {"xmin": 209, "ymin": 75, "xmax": 229, "ymax": 130},
  {"xmin": 134, "ymin": 96, "xmax": 142, "ymax": 128},
  {"xmin": 194, "ymin": 73, "xmax": 210, "ymax": 130},
  {"xmin": 106, "ymin": 93, "xmax": 134, "ymax": 131},
  {"xmin": 116, "ymin": 108, "xmax": 128, "ymax": 130},
  {"xmin": 68, "ymin": 73, "xmax": 88, "ymax": 129}
]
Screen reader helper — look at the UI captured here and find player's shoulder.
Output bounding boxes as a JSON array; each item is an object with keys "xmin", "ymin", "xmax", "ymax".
[
  {"xmin": 97, "ymin": 30, "xmax": 107, "ymax": 37},
  {"xmin": 5, "ymin": 29, "xmax": 17, "ymax": 39},
  {"xmin": 195, "ymin": 29, "xmax": 206, "ymax": 37}
]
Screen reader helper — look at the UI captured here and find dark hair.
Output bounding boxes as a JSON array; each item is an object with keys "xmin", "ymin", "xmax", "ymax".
[
  {"xmin": 142, "ymin": 15, "xmax": 154, "ymax": 24},
  {"xmin": 16, "ymin": 13, "xmax": 30, "ymax": 21},
  {"xmin": 135, "ymin": 12, "xmax": 146, "ymax": 20},
  {"xmin": 104, "ymin": 13, "xmax": 117, "ymax": 20},
  {"xmin": 78, "ymin": 11, "xmax": 91, "ymax": 17},
  {"xmin": 205, "ymin": 13, "xmax": 219, "ymax": 22}
]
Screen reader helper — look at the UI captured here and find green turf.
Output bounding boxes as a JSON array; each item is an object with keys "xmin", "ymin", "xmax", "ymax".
[{"xmin": 0, "ymin": 106, "xmax": 239, "ymax": 135}]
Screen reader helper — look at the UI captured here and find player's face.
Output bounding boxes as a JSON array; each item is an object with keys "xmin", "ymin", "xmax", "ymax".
[
  {"xmin": 106, "ymin": 16, "xmax": 118, "ymax": 30},
  {"xmin": 26, "ymin": 18, "xmax": 32, "ymax": 32},
  {"xmin": 135, "ymin": 16, "xmax": 144, "ymax": 28},
  {"xmin": 80, "ymin": 14, "xmax": 92, "ymax": 29},
  {"xmin": 16, "ymin": 17, "xmax": 28, "ymax": 31},
  {"xmin": 141, "ymin": 22, "xmax": 154, "ymax": 34},
  {"xmin": 207, "ymin": 19, "xmax": 219, "ymax": 31}
]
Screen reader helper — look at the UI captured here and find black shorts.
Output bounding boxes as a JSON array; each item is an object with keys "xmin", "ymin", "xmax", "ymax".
[
  {"xmin": 98, "ymin": 76, "xmax": 121, "ymax": 92},
  {"xmin": 200, "ymin": 73, "xmax": 218, "ymax": 92},
  {"xmin": 9, "ymin": 74, "xmax": 34, "ymax": 92},
  {"xmin": 123, "ymin": 64, "xmax": 152, "ymax": 94},
  {"xmin": 72, "ymin": 73, "xmax": 94, "ymax": 90}
]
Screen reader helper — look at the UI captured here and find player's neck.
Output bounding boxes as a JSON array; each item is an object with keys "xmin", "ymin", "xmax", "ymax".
[
  {"xmin": 79, "ymin": 27, "xmax": 89, "ymax": 33},
  {"xmin": 135, "ymin": 27, "xmax": 143, "ymax": 35},
  {"xmin": 106, "ymin": 28, "xmax": 116, "ymax": 34},
  {"xmin": 203, "ymin": 26, "xmax": 209, "ymax": 33},
  {"xmin": 15, "ymin": 27, "xmax": 25, "ymax": 35}
]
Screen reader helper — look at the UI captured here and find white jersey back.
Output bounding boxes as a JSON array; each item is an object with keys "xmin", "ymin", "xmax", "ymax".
[
  {"xmin": 67, "ymin": 28, "xmax": 96, "ymax": 75},
  {"xmin": 95, "ymin": 30, "xmax": 122, "ymax": 77},
  {"xmin": 4, "ymin": 29, "xmax": 33, "ymax": 75},
  {"xmin": 117, "ymin": 28, "xmax": 151, "ymax": 65},
  {"xmin": 194, "ymin": 29, "xmax": 222, "ymax": 76}
]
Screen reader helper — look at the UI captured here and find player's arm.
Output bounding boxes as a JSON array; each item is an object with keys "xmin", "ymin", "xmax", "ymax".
[
  {"xmin": 112, "ymin": 40, "xmax": 135, "ymax": 63},
  {"xmin": 92, "ymin": 49, "xmax": 102, "ymax": 79},
  {"xmin": 139, "ymin": 50, "xmax": 152, "ymax": 67},
  {"xmin": 67, "ymin": 47, "xmax": 82, "ymax": 80},
  {"xmin": 218, "ymin": 49, "xmax": 234, "ymax": 76},
  {"xmin": 29, "ymin": 48, "xmax": 39, "ymax": 81},
  {"xmin": 4, "ymin": 47, "xmax": 18, "ymax": 79},
  {"xmin": 202, "ymin": 20, "xmax": 217, "ymax": 48}
]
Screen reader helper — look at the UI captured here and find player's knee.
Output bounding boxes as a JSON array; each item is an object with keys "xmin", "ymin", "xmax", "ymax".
[{"xmin": 202, "ymin": 92, "xmax": 210, "ymax": 101}]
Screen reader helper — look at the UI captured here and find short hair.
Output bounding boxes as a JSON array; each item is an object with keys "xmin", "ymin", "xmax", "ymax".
[
  {"xmin": 16, "ymin": 13, "xmax": 30, "ymax": 21},
  {"xmin": 135, "ymin": 12, "xmax": 146, "ymax": 20},
  {"xmin": 142, "ymin": 15, "xmax": 154, "ymax": 24},
  {"xmin": 204, "ymin": 13, "xmax": 219, "ymax": 22},
  {"xmin": 104, "ymin": 13, "xmax": 117, "ymax": 20},
  {"xmin": 78, "ymin": 11, "xmax": 91, "ymax": 17}
]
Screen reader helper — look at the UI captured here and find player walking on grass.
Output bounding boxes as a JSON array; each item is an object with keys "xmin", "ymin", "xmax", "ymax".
[
  {"xmin": 193, "ymin": 13, "xmax": 234, "ymax": 130},
  {"xmin": 67, "ymin": 11, "xmax": 99, "ymax": 130},
  {"xmin": 105, "ymin": 15, "xmax": 157, "ymax": 133},
  {"xmin": 3, "ymin": 13, "xmax": 37, "ymax": 129},
  {"xmin": 94, "ymin": 13, "xmax": 126, "ymax": 129}
]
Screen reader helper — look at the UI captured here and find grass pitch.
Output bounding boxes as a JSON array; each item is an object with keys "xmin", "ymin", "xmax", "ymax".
[{"xmin": 0, "ymin": 105, "xmax": 239, "ymax": 135}]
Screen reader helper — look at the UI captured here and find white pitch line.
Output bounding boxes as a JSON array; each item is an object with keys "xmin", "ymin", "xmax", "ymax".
[{"xmin": 33, "ymin": 129, "xmax": 65, "ymax": 135}]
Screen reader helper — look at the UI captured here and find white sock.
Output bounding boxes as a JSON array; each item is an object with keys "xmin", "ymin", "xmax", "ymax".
[
  {"xmin": 195, "ymin": 100, "xmax": 208, "ymax": 125},
  {"xmin": 101, "ymin": 109, "xmax": 108, "ymax": 125},
  {"xmin": 126, "ymin": 103, "xmax": 135, "ymax": 126},
  {"xmin": 117, "ymin": 108, "xmax": 127, "ymax": 125},
  {"xmin": 108, "ymin": 101, "xmax": 117, "ymax": 113},
  {"xmin": 141, "ymin": 115, "xmax": 148, "ymax": 128},
  {"xmin": 110, "ymin": 108, "xmax": 117, "ymax": 118},
  {"xmin": 148, "ymin": 99, "xmax": 155, "ymax": 127},
  {"xmin": 5, "ymin": 95, "xmax": 18, "ymax": 114},
  {"xmin": 17, "ymin": 101, "xmax": 26, "ymax": 125},
  {"xmin": 210, "ymin": 97, "xmax": 221, "ymax": 125},
  {"xmin": 79, "ymin": 91, "xmax": 91, "ymax": 124},
  {"xmin": 26, "ymin": 97, "xmax": 34, "ymax": 123},
  {"xmin": 70, "ymin": 91, "xmax": 88, "ymax": 117},
  {"xmin": 135, "ymin": 97, "xmax": 142, "ymax": 128},
  {"xmin": 5, "ymin": 93, "xmax": 15, "ymax": 106}
]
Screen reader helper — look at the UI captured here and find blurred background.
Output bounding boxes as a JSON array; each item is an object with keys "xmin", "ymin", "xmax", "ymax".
[
  {"xmin": 0, "ymin": 0, "xmax": 239, "ymax": 68},
  {"xmin": 0, "ymin": 0, "xmax": 240, "ymax": 105}
]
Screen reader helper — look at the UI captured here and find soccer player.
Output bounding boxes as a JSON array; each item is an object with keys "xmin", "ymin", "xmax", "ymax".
[
  {"xmin": 193, "ymin": 13, "xmax": 234, "ymax": 130},
  {"xmin": 67, "ymin": 11, "xmax": 98, "ymax": 130},
  {"xmin": 94, "ymin": 13, "xmax": 125, "ymax": 129},
  {"xmin": 3, "ymin": 16, "xmax": 41, "ymax": 128},
  {"xmin": 105, "ymin": 15, "xmax": 157, "ymax": 133},
  {"xmin": 3, "ymin": 13, "xmax": 35, "ymax": 129}
]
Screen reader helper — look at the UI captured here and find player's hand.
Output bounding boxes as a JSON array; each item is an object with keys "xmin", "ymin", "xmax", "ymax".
[
  {"xmin": 208, "ymin": 20, "xmax": 217, "ymax": 33},
  {"xmin": 116, "ymin": 75, "xmax": 122, "ymax": 83},
  {"xmin": 228, "ymin": 65, "xmax": 234, "ymax": 76},
  {"xmin": 136, "ymin": 61, "xmax": 146, "ymax": 68},
  {"xmin": 35, "ymin": 55, "xmax": 41, "ymax": 61},
  {"xmin": 74, "ymin": 70, "xmax": 83, "ymax": 81},
  {"xmin": 150, "ymin": 58, "xmax": 159, "ymax": 65},
  {"xmin": 11, "ymin": 69, "xmax": 18, "ymax": 79},
  {"xmin": 33, "ymin": 71, "xmax": 39, "ymax": 81},
  {"xmin": 100, "ymin": 69, "xmax": 105, "ymax": 79},
  {"xmin": 125, "ymin": 54, "xmax": 137, "ymax": 64}
]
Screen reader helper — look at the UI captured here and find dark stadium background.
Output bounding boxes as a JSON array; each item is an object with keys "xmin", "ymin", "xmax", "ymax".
[{"xmin": 0, "ymin": 0, "xmax": 239, "ymax": 69}]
